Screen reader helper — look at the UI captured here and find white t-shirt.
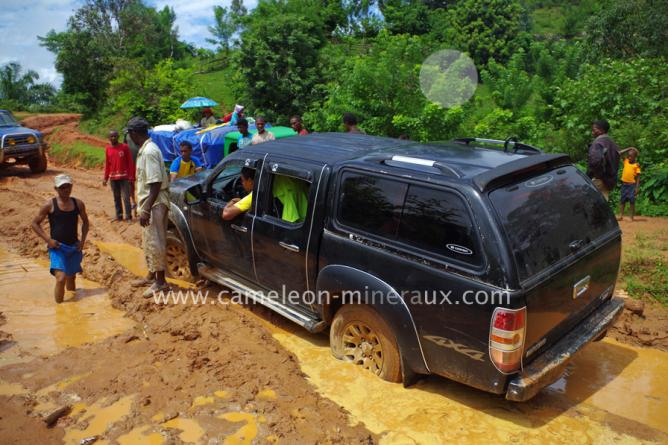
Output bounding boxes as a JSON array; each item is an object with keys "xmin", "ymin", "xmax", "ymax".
[{"xmin": 136, "ymin": 139, "xmax": 170, "ymax": 212}]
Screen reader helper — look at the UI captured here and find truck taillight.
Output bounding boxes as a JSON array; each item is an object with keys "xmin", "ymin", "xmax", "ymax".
[{"xmin": 489, "ymin": 307, "xmax": 526, "ymax": 373}]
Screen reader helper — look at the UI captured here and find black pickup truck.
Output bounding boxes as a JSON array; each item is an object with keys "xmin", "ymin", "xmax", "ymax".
[{"xmin": 166, "ymin": 133, "xmax": 624, "ymax": 401}]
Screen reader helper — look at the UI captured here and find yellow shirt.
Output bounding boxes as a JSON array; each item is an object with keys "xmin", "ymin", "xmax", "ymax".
[
  {"xmin": 234, "ymin": 192, "xmax": 253, "ymax": 212},
  {"xmin": 621, "ymin": 159, "xmax": 641, "ymax": 184}
]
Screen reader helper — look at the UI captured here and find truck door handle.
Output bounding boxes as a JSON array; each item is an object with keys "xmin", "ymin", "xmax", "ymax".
[
  {"xmin": 279, "ymin": 242, "xmax": 300, "ymax": 253},
  {"xmin": 569, "ymin": 239, "xmax": 584, "ymax": 252},
  {"xmin": 230, "ymin": 224, "xmax": 248, "ymax": 233}
]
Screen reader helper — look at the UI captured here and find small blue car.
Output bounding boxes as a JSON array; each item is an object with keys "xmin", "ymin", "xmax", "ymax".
[{"xmin": 0, "ymin": 110, "xmax": 48, "ymax": 173}]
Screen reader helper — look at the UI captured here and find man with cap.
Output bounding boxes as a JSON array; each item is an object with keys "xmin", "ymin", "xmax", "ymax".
[
  {"xmin": 200, "ymin": 107, "xmax": 217, "ymax": 128},
  {"xmin": 127, "ymin": 116, "xmax": 171, "ymax": 297},
  {"xmin": 31, "ymin": 174, "xmax": 90, "ymax": 303}
]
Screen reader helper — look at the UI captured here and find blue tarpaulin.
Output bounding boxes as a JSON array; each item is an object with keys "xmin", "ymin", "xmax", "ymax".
[{"xmin": 149, "ymin": 123, "xmax": 268, "ymax": 169}]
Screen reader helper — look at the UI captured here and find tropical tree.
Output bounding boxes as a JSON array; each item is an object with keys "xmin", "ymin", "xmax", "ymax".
[
  {"xmin": 0, "ymin": 62, "xmax": 56, "ymax": 108},
  {"xmin": 39, "ymin": 0, "xmax": 189, "ymax": 113},
  {"xmin": 236, "ymin": 9, "xmax": 326, "ymax": 119}
]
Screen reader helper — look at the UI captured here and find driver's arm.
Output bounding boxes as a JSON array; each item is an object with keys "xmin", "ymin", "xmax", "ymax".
[
  {"xmin": 222, "ymin": 199, "xmax": 242, "ymax": 220},
  {"xmin": 222, "ymin": 192, "xmax": 252, "ymax": 221}
]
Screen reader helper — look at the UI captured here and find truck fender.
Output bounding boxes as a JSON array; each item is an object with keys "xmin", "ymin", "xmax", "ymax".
[
  {"xmin": 316, "ymin": 264, "xmax": 430, "ymax": 383},
  {"xmin": 168, "ymin": 202, "xmax": 201, "ymax": 276}
]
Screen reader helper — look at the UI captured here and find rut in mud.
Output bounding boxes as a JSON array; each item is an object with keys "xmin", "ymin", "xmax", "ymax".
[{"xmin": 0, "ymin": 159, "xmax": 376, "ymax": 443}]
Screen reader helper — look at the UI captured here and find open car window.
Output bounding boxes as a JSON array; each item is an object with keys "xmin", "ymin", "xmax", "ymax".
[
  {"xmin": 209, "ymin": 162, "xmax": 243, "ymax": 202},
  {"xmin": 262, "ymin": 173, "xmax": 311, "ymax": 225}
]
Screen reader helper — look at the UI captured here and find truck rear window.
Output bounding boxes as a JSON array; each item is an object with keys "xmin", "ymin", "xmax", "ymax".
[
  {"xmin": 489, "ymin": 166, "xmax": 618, "ymax": 281},
  {"xmin": 338, "ymin": 172, "xmax": 482, "ymax": 266}
]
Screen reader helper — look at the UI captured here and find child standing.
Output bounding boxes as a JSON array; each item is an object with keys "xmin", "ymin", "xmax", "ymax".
[{"xmin": 618, "ymin": 147, "xmax": 641, "ymax": 221}]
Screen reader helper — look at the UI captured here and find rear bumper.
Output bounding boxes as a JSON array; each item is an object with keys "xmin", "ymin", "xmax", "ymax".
[{"xmin": 505, "ymin": 296, "xmax": 624, "ymax": 402}]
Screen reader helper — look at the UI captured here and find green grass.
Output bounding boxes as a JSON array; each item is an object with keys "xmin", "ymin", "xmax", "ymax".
[
  {"xmin": 50, "ymin": 141, "xmax": 105, "ymax": 169},
  {"xmin": 79, "ymin": 112, "xmax": 128, "ymax": 140},
  {"xmin": 620, "ymin": 232, "xmax": 668, "ymax": 307},
  {"xmin": 191, "ymin": 66, "xmax": 237, "ymax": 113}
]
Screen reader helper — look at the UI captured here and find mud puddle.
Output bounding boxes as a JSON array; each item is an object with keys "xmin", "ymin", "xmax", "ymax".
[
  {"xmin": 244, "ymin": 299, "xmax": 668, "ymax": 444},
  {"xmin": 0, "ymin": 245, "xmax": 133, "ymax": 367},
  {"xmin": 0, "ymin": 241, "xmax": 374, "ymax": 444},
  {"xmin": 95, "ymin": 241, "xmax": 194, "ymax": 289},
  {"xmin": 62, "ymin": 241, "xmax": 668, "ymax": 444}
]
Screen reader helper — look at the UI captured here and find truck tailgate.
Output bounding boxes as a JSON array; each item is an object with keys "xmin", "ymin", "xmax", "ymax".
[
  {"xmin": 488, "ymin": 165, "xmax": 622, "ymax": 360},
  {"xmin": 522, "ymin": 235, "xmax": 621, "ymax": 359}
]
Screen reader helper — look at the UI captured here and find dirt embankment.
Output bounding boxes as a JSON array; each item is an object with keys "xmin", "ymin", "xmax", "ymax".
[
  {"xmin": 0, "ymin": 166, "xmax": 376, "ymax": 443},
  {"xmin": 21, "ymin": 114, "xmax": 107, "ymax": 149}
]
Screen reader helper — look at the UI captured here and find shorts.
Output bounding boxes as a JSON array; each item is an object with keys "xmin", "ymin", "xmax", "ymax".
[
  {"xmin": 49, "ymin": 242, "xmax": 83, "ymax": 276},
  {"xmin": 620, "ymin": 183, "xmax": 637, "ymax": 204}
]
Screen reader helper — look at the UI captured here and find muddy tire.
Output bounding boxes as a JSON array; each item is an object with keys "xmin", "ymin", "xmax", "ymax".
[
  {"xmin": 330, "ymin": 304, "xmax": 402, "ymax": 383},
  {"xmin": 28, "ymin": 152, "xmax": 47, "ymax": 173},
  {"xmin": 165, "ymin": 230, "xmax": 193, "ymax": 281}
]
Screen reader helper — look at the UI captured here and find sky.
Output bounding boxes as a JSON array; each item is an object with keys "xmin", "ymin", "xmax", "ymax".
[{"xmin": 0, "ymin": 0, "xmax": 252, "ymax": 87}]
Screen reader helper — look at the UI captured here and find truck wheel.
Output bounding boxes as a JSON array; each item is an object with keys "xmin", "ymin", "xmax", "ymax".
[
  {"xmin": 330, "ymin": 304, "xmax": 402, "ymax": 383},
  {"xmin": 166, "ymin": 230, "xmax": 193, "ymax": 281},
  {"xmin": 28, "ymin": 152, "xmax": 47, "ymax": 173}
]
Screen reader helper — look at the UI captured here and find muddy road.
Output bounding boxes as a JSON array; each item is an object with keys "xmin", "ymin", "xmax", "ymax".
[{"xmin": 1, "ymin": 147, "xmax": 668, "ymax": 444}]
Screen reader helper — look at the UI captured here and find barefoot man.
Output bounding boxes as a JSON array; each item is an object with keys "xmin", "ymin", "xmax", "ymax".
[{"xmin": 31, "ymin": 174, "xmax": 89, "ymax": 303}]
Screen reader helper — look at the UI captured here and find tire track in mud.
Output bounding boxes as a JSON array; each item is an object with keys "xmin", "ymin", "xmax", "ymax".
[{"xmin": 0, "ymin": 165, "xmax": 378, "ymax": 444}]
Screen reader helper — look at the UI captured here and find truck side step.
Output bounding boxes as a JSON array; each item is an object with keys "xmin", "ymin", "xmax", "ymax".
[{"xmin": 197, "ymin": 263, "xmax": 327, "ymax": 333}]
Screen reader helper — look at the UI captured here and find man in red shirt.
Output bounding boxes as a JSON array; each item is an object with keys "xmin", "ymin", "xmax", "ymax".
[{"xmin": 103, "ymin": 130, "xmax": 135, "ymax": 221}]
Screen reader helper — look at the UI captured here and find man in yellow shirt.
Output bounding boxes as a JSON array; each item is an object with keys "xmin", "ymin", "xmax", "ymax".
[
  {"xmin": 170, "ymin": 141, "xmax": 203, "ymax": 181},
  {"xmin": 618, "ymin": 147, "xmax": 641, "ymax": 221},
  {"xmin": 222, "ymin": 167, "xmax": 255, "ymax": 220}
]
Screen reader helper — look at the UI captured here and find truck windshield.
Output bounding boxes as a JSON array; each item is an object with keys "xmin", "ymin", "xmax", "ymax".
[
  {"xmin": 0, "ymin": 112, "xmax": 18, "ymax": 127},
  {"xmin": 489, "ymin": 166, "xmax": 618, "ymax": 282}
]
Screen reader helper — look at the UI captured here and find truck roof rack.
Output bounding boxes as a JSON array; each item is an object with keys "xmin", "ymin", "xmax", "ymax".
[
  {"xmin": 365, "ymin": 154, "xmax": 462, "ymax": 178},
  {"xmin": 454, "ymin": 137, "xmax": 543, "ymax": 155}
]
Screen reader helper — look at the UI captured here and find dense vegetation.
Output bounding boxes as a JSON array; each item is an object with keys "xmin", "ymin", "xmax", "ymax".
[{"xmin": 1, "ymin": 0, "xmax": 666, "ymax": 214}]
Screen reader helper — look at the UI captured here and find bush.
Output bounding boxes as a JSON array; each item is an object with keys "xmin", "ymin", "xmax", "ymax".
[
  {"xmin": 552, "ymin": 58, "xmax": 668, "ymax": 163},
  {"xmin": 106, "ymin": 59, "xmax": 195, "ymax": 125}
]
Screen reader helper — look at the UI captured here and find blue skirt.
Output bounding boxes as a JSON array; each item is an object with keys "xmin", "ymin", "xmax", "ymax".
[{"xmin": 49, "ymin": 243, "xmax": 83, "ymax": 276}]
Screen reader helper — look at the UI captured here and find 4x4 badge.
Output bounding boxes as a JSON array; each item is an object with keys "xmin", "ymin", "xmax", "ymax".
[{"xmin": 446, "ymin": 244, "xmax": 473, "ymax": 255}]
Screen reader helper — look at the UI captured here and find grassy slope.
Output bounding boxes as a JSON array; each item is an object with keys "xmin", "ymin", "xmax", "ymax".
[
  {"xmin": 50, "ymin": 141, "xmax": 105, "ymax": 168},
  {"xmin": 191, "ymin": 66, "xmax": 237, "ymax": 114}
]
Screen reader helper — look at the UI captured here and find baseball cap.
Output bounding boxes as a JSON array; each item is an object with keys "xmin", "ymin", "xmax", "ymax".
[
  {"xmin": 54, "ymin": 174, "xmax": 73, "ymax": 188},
  {"xmin": 126, "ymin": 116, "xmax": 150, "ymax": 132}
]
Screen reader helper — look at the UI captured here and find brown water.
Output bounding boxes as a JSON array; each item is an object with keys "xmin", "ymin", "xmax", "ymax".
[
  {"xmin": 95, "ymin": 241, "xmax": 668, "ymax": 444},
  {"xmin": 0, "ymin": 245, "xmax": 134, "ymax": 367},
  {"xmin": 94, "ymin": 241, "xmax": 194, "ymax": 289},
  {"xmin": 4, "ymin": 240, "xmax": 667, "ymax": 444},
  {"xmin": 246, "ymin": 307, "xmax": 668, "ymax": 444}
]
